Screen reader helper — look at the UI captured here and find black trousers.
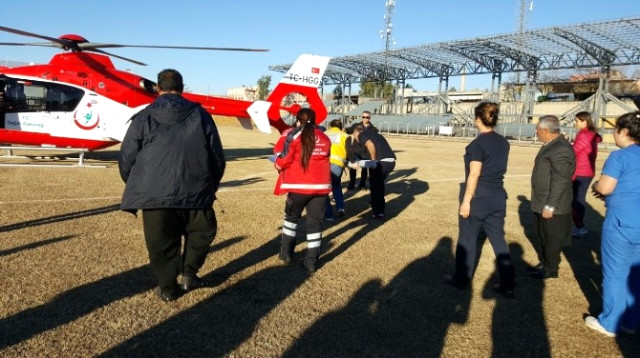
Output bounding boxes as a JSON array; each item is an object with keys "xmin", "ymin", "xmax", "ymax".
[
  {"xmin": 369, "ymin": 161, "xmax": 395, "ymax": 216},
  {"xmin": 532, "ymin": 212, "xmax": 572, "ymax": 274},
  {"xmin": 281, "ymin": 193, "xmax": 326, "ymax": 263},
  {"xmin": 453, "ymin": 196, "xmax": 515, "ymax": 290},
  {"xmin": 571, "ymin": 176, "xmax": 592, "ymax": 228},
  {"xmin": 348, "ymin": 167, "xmax": 368, "ymax": 189},
  {"xmin": 142, "ymin": 208, "xmax": 217, "ymax": 293}
]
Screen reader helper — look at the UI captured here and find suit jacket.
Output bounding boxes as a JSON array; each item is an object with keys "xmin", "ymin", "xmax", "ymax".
[{"xmin": 531, "ymin": 136, "xmax": 576, "ymax": 214}]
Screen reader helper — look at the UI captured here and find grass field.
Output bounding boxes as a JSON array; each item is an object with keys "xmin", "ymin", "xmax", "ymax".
[{"xmin": 0, "ymin": 124, "xmax": 637, "ymax": 357}]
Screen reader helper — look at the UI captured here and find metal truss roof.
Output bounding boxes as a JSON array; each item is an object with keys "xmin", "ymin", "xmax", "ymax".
[{"xmin": 269, "ymin": 16, "xmax": 640, "ymax": 85}]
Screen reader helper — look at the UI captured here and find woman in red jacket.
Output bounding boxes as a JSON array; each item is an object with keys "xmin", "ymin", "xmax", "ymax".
[
  {"xmin": 274, "ymin": 108, "xmax": 331, "ymax": 273},
  {"xmin": 571, "ymin": 111, "xmax": 602, "ymax": 236}
]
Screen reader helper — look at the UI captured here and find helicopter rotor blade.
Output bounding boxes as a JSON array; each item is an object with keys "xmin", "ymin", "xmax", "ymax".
[
  {"xmin": 79, "ymin": 43, "xmax": 269, "ymax": 52},
  {"xmin": 0, "ymin": 26, "xmax": 73, "ymax": 50},
  {"xmin": 89, "ymin": 48, "xmax": 148, "ymax": 66},
  {"xmin": 0, "ymin": 42, "xmax": 61, "ymax": 48}
]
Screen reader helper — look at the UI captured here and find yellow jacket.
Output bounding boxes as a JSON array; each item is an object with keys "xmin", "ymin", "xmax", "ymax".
[{"xmin": 326, "ymin": 127, "xmax": 348, "ymax": 167}]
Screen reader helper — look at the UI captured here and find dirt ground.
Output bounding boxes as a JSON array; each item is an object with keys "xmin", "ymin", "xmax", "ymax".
[{"xmin": 0, "ymin": 124, "xmax": 637, "ymax": 357}]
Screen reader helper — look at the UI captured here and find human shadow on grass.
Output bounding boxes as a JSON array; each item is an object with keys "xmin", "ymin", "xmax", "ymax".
[
  {"xmin": 0, "ymin": 204, "xmax": 121, "ymax": 233},
  {"xmin": 0, "ymin": 236, "xmax": 244, "ymax": 349},
  {"xmin": 0, "ymin": 235, "xmax": 74, "ymax": 257},
  {"xmin": 223, "ymin": 147, "xmax": 275, "ymax": 162},
  {"xmin": 518, "ymin": 195, "xmax": 606, "ymax": 316},
  {"xmin": 322, "ymin": 172, "xmax": 427, "ymax": 269},
  {"xmin": 100, "ymin": 174, "xmax": 425, "ymax": 357},
  {"xmin": 282, "ymin": 237, "xmax": 470, "ymax": 358},
  {"xmin": 562, "ymin": 202, "xmax": 604, "ymax": 315},
  {"xmin": 482, "ymin": 243, "xmax": 551, "ymax": 358},
  {"xmin": 617, "ymin": 263, "xmax": 640, "ymax": 357}
]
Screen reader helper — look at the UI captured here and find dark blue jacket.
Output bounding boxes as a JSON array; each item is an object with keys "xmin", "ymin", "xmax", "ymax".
[{"xmin": 119, "ymin": 94, "xmax": 225, "ymax": 211}]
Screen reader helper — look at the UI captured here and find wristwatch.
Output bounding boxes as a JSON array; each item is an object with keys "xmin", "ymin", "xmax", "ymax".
[{"xmin": 543, "ymin": 205, "xmax": 555, "ymax": 212}]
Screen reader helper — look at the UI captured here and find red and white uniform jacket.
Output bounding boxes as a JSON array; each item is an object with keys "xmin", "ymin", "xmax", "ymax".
[{"xmin": 274, "ymin": 128, "xmax": 331, "ymax": 196}]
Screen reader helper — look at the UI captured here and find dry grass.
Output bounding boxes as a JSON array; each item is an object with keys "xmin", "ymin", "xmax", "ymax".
[{"xmin": 0, "ymin": 125, "xmax": 637, "ymax": 357}]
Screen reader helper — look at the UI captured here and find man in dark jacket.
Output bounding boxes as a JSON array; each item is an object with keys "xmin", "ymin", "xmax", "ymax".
[
  {"xmin": 119, "ymin": 69, "xmax": 225, "ymax": 302},
  {"xmin": 529, "ymin": 115, "xmax": 575, "ymax": 279}
]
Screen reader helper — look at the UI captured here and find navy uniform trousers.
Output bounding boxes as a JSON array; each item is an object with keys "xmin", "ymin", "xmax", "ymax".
[{"xmin": 453, "ymin": 196, "xmax": 515, "ymax": 290}]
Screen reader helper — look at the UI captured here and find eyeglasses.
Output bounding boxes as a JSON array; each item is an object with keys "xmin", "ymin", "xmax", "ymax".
[{"xmin": 362, "ymin": 116, "xmax": 371, "ymax": 119}]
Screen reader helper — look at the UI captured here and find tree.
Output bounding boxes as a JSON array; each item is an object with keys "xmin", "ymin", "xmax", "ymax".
[
  {"xmin": 257, "ymin": 75, "xmax": 271, "ymax": 100},
  {"xmin": 359, "ymin": 79, "xmax": 395, "ymax": 98},
  {"xmin": 332, "ymin": 85, "xmax": 343, "ymax": 99},
  {"xmin": 448, "ymin": 86, "xmax": 457, "ymax": 92}
]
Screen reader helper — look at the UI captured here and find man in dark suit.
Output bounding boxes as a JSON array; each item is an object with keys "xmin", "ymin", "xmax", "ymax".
[{"xmin": 530, "ymin": 115, "xmax": 576, "ymax": 279}]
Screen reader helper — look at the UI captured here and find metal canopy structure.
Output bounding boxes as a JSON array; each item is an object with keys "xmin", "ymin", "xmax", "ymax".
[{"xmin": 270, "ymin": 16, "xmax": 640, "ymax": 85}]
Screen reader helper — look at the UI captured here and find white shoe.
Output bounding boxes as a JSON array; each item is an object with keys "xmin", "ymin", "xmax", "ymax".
[
  {"xmin": 585, "ymin": 316, "xmax": 616, "ymax": 337},
  {"xmin": 571, "ymin": 226, "xmax": 588, "ymax": 236}
]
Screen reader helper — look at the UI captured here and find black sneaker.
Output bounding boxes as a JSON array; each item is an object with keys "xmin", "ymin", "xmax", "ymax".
[
  {"xmin": 337, "ymin": 209, "xmax": 346, "ymax": 217},
  {"xmin": 302, "ymin": 260, "xmax": 317, "ymax": 274},
  {"xmin": 180, "ymin": 275, "xmax": 207, "ymax": 292},
  {"xmin": 278, "ymin": 253, "xmax": 294, "ymax": 265}
]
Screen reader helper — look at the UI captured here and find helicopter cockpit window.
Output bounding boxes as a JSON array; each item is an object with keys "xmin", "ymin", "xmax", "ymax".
[
  {"xmin": 2, "ymin": 79, "xmax": 84, "ymax": 113},
  {"xmin": 140, "ymin": 78, "xmax": 158, "ymax": 94}
]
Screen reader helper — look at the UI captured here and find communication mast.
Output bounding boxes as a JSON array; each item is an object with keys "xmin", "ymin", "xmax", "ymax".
[
  {"xmin": 380, "ymin": 0, "xmax": 396, "ymax": 52},
  {"xmin": 379, "ymin": 0, "xmax": 396, "ymax": 101},
  {"xmin": 515, "ymin": 0, "xmax": 533, "ymax": 84}
]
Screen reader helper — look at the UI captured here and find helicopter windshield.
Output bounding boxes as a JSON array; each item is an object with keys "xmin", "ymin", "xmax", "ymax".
[{"xmin": 1, "ymin": 77, "xmax": 84, "ymax": 112}]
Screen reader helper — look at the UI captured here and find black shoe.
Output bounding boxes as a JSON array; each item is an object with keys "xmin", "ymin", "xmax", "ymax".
[
  {"xmin": 370, "ymin": 213, "xmax": 384, "ymax": 220},
  {"xmin": 156, "ymin": 287, "xmax": 180, "ymax": 302},
  {"xmin": 492, "ymin": 284, "xmax": 515, "ymax": 299},
  {"xmin": 530, "ymin": 270, "xmax": 558, "ymax": 280},
  {"xmin": 346, "ymin": 185, "xmax": 355, "ymax": 191},
  {"xmin": 302, "ymin": 260, "xmax": 317, "ymax": 274},
  {"xmin": 278, "ymin": 253, "xmax": 294, "ymax": 265},
  {"xmin": 443, "ymin": 274, "xmax": 468, "ymax": 290},
  {"xmin": 527, "ymin": 263, "xmax": 544, "ymax": 273},
  {"xmin": 337, "ymin": 209, "xmax": 346, "ymax": 218},
  {"xmin": 180, "ymin": 275, "xmax": 207, "ymax": 291}
]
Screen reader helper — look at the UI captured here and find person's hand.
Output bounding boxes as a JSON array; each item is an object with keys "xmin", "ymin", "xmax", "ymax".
[
  {"xmin": 591, "ymin": 188, "xmax": 606, "ymax": 200},
  {"xmin": 459, "ymin": 201, "xmax": 470, "ymax": 218},
  {"xmin": 542, "ymin": 208, "xmax": 554, "ymax": 219},
  {"xmin": 591, "ymin": 181, "xmax": 606, "ymax": 201}
]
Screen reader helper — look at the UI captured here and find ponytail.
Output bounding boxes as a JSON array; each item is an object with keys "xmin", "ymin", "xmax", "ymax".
[{"xmin": 296, "ymin": 108, "xmax": 317, "ymax": 170}]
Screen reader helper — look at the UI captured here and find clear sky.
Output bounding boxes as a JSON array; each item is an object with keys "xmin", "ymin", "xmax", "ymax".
[{"xmin": 1, "ymin": 0, "xmax": 639, "ymax": 95}]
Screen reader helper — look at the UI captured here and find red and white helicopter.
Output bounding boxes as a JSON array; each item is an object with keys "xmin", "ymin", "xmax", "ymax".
[{"xmin": 0, "ymin": 26, "xmax": 330, "ymax": 152}]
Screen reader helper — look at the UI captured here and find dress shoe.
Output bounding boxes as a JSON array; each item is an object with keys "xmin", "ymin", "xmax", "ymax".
[
  {"xmin": 492, "ymin": 284, "xmax": 515, "ymax": 299},
  {"xmin": 156, "ymin": 287, "xmax": 180, "ymax": 302},
  {"xmin": 527, "ymin": 263, "xmax": 544, "ymax": 273},
  {"xmin": 529, "ymin": 270, "xmax": 558, "ymax": 279},
  {"xmin": 278, "ymin": 253, "xmax": 294, "ymax": 265},
  {"xmin": 180, "ymin": 275, "xmax": 207, "ymax": 292},
  {"xmin": 442, "ymin": 274, "xmax": 468, "ymax": 289}
]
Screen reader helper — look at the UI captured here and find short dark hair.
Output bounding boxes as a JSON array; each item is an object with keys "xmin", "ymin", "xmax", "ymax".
[
  {"xmin": 329, "ymin": 119, "xmax": 343, "ymax": 129},
  {"xmin": 157, "ymin": 69, "xmax": 184, "ymax": 93}
]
